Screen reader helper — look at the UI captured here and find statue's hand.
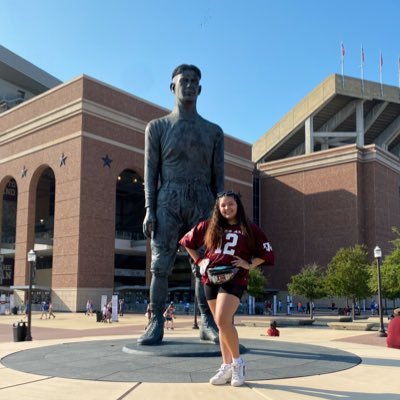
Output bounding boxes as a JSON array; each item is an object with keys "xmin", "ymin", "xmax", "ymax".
[{"xmin": 143, "ymin": 208, "xmax": 156, "ymax": 239}]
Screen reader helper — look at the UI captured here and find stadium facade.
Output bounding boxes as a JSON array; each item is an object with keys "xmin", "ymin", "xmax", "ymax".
[
  {"xmin": 0, "ymin": 46, "xmax": 253, "ymax": 311},
  {"xmin": 1, "ymin": 46, "xmax": 399, "ymax": 310},
  {"xmin": 254, "ymin": 74, "xmax": 400, "ymax": 291}
]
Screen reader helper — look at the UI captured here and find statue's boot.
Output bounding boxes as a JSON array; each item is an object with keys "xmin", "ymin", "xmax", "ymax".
[
  {"xmin": 199, "ymin": 310, "xmax": 219, "ymax": 343},
  {"xmin": 195, "ymin": 276, "xmax": 219, "ymax": 343},
  {"xmin": 137, "ymin": 304, "xmax": 164, "ymax": 345}
]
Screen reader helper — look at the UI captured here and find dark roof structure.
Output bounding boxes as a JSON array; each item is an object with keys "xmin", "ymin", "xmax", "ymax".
[
  {"xmin": 0, "ymin": 45, "xmax": 61, "ymax": 94},
  {"xmin": 253, "ymin": 74, "xmax": 400, "ymax": 163}
]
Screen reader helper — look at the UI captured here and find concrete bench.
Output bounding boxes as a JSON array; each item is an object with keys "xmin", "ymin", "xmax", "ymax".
[
  {"xmin": 327, "ymin": 322, "xmax": 375, "ymax": 331},
  {"xmin": 241, "ymin": 318, "xmax": 315, "ymax": 327},
  {"xmin": 315, "ymin": 316, "xmax": 353, "ymax": 323}
]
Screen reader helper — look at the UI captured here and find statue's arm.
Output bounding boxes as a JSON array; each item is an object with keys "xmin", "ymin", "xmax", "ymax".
[{"xmin": 143, "ymin": 123, "xmax": 160, "ymax": 238}]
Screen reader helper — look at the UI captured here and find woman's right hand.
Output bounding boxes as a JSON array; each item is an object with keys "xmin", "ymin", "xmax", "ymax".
[{"xmin": 197, "ymin": 258, "xmax": 210, "ymax": 275}]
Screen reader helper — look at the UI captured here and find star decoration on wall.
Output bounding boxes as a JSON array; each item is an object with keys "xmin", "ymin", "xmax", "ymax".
[
  {"xmin": 21, "ymin": 166, "xmax": 28, "ymax": 178},
  {"xmin": 102, "ymin": 154, "xmax": 112, "ymax": 168},
  {"xmin": 59, "ymin": 152, "xmax": 67, "ymax": 166}
]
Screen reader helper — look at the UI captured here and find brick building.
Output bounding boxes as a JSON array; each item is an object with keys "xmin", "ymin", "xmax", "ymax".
[
  {"xmin": 1, "ymin": 46, "xmax": 400, "ymax": 310},
  {"xmin": 254, "ymin": 74, "xmax": 400, "ymax": 291},
  {"xmin": 0, "ymin": 46, "xmax": 253, "ymax": 311}
]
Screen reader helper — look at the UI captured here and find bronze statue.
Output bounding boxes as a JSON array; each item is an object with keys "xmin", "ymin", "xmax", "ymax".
[{"xmin": 138, "ymin": 64, "xmax": 224, "ymax": 345}]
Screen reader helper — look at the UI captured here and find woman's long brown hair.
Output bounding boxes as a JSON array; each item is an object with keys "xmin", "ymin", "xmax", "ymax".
[{"xmin": 204, "ymin": 192, "xmax": 255, "ymax": 252}]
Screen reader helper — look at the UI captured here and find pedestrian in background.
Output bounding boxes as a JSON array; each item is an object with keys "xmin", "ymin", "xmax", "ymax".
[
  {"xmin": 267, "ymin": 320, "xmax": 280, "ymax": 337},
  {"xmin": 48, "ymin": 301, "xmax": 56, "ymax": 319},
  {"xmin": 40, "ymin": 301, "xmax": 48, "ymax": 319}
]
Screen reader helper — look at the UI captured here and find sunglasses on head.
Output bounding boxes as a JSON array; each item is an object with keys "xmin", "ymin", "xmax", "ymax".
[{"xmin": 217, "ymin": 190, "xmax": 238, "ymax": 198}]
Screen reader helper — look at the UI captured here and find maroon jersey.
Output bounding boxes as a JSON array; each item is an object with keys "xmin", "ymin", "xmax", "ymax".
[{"xmin": 179, "ymin": 220, "xmax": 274, "ymax": 286}]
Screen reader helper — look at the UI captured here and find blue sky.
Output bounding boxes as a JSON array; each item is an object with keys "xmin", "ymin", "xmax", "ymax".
[{"xmin": 1, "ymin": 0, "xmax": 399, "ymax": 144}]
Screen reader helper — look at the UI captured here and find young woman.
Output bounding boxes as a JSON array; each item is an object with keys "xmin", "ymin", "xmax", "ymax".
[{"xmin": 179, "ymin": 191, "xmax": 274, "ymax": 387}]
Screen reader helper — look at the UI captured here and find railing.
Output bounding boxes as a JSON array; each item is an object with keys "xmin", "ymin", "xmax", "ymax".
[
  {"xmin": 34, "ymin": 232, "xmax": 53, "ymax": 245},
  {"xmin": 115, "ymin": 231, "xmax": 145, "ymax": 241},
  {"xmin": 1, "ymin": 235, "xmax": 15, "ymax": 244}
]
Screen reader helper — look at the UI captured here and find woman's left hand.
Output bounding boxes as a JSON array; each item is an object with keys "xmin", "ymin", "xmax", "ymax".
[{"xmin": 232, "ymin": 256, "xmax": 251, "ymax": 270}]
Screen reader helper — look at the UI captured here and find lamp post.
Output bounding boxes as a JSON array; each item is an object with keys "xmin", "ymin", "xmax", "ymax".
[
  {"xmin": 26, "ymin": 249, "xmax": 36, "ymax": 341},
  {"xmin": 373, "ymin": 246, "xmax": 387, "ymax": 337},
  {"xmin": 0, "ymin": 253, "xmax": 3, "ymax": 282}
]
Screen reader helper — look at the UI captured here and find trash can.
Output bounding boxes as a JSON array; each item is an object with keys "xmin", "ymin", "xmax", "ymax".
[
  {"xmin": 96, "ymin": 311, "xmax": 103, "ymax": 322},
  {"xmin": 11, "ymin": 306, "xmax": 18, "ymax": 315},
  {"xmin": 13, "ymin": 321, "xmax": 27, "ymax": 342}
]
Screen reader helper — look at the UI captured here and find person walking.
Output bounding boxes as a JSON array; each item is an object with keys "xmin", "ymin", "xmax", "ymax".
[
  {"xmin": 184, "ymin": 302, "xmax": 190, "ymax": 315},
  {"xmin": 40, "ymin": 301, "xmax": 48, "ymax": 320},
  {"xmin": 164, "ymin": 302, "xmax": 176, "ymax": 330},
  {"xmin": 370, "ymin": 300, "xmax": 376, "ymax": 315},
  {"xmin": 180, "ymin": 190, "xmax": 274, "ymax": 386},
  {"xmin": 48, "ymin": 301, "xmax": 56, "ymax": 319},
  {"xmin": 85, "ymin": 299, "xmax": 93, "ymax": 316},
  {"xmin": 105, "ymin": 301, "xmax": 112, "ymax": 323},
  {"xmin": 119, "ymin": 299, "xmax": 125, "ymax": 317}
]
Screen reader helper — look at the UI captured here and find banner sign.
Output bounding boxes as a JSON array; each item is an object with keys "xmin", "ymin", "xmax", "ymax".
[
  {"xmin": 3, "ymin": 180, "xmax": 17, "ymax": 201},
  {"xmin": 0, "ymin": 258, "xmax": 14, "ymax": 286}
]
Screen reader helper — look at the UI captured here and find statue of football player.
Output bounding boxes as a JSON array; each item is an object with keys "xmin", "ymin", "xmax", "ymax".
[{"xmin": 138, "ymin": 64, "xmax": 224, "ymax": 345}]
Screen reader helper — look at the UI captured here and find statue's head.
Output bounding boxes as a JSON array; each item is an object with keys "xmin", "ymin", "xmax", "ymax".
[
  {"xmin": 170, "ymin": 64, "xmax": 202, "ymax": 101},
  {"xmin": 171, "ymin": 64, "xmax": 201, "ymax": 80}
]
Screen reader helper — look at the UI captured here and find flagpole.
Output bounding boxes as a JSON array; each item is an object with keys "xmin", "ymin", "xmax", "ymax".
[
  {"xmin": 379, "ymin": 50, "xmax": 383, "ymax": 96},
  {"xmin": 341, "ymin": 42, "xmax": 345, "ymax": 88},
  {"xmin": 361, "ymin": 45, "xmax": 365, "ymax": 95},
  {"xmin": 397, "ymin": 56, "xmax": 400, "ymax": 99},
  {"xmin": 398, "ymin": 56, "xmax": 400, "ymax": 90}
]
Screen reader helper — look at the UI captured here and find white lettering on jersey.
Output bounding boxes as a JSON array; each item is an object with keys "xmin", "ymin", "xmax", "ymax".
[
  {"xmin": 263, "ymin": 242, "xmax": 273, "ymax": 252},
  {"xmin": 223, "ymin": 233, "xmax": 238, "ymax": 255},
  {"xmin": 215, "ymin": 233, "xmax": 239, "ymax": 255}
]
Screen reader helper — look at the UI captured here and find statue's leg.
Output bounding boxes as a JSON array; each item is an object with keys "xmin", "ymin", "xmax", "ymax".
[
  {"xmin": 137, "ymin": 272, "xmax": 168, "ymax": 345},
  {"xmin": 186, "ymin": 188, "xmax": 219, "ymax": 343},
  {"xmin": 138, "ymin": 198, "xmax": 178, "ymax": 345},
  {"xmin": 192, "ymin": 262, "xmax": 219, "ymax": 343}
]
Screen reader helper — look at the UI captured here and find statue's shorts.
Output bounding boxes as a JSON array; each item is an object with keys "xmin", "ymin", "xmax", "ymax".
[{"xmin": 150, "ymin": 181, "xmax": 214, "ymax": 276}]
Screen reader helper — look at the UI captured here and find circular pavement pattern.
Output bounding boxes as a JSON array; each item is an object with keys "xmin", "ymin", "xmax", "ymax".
[{"xmin": 1, "ymin": 338, "xmax": 361, "ymax": 383}]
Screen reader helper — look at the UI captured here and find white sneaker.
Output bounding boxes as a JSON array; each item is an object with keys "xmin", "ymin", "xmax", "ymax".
[
  {"xmin": 209, "ymin": 364, "xmax": 232, "ymax": 385},
  {"xmin": 231, "ymin": 359, "xmax": 246, "ymax": 387}
]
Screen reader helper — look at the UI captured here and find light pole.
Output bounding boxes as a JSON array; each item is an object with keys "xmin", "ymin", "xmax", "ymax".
[
  {"xmin": 373, "ymin": 246, "xmax": 387, "ymax": 337},
  {"xmin": 0, "ymin": 253, "xmax": 3, "ymax": 283},
  {"xmin": 26, "ymin": 249, "xmax": 36, "ymax": 341}
]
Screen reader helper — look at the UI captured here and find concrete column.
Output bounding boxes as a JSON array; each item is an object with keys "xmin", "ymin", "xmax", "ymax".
[
  {"xmin": 321, "ymin": 138, "xmax": 329, "ymax": 151},
  {"xmin": 305, "ymin": 116, "xmax": 314, "ymax": 154},
  {"xmin": 356, "ymin": 101, "xmax": 364, "ymax": 147},
  {"xmin": 13, "ymin": 177, "xmax": 35, "ymax": 287}
]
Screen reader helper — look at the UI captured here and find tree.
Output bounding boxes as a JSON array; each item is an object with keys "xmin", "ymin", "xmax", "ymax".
[
  {"xmin": 287, "ymin": 263, "xmax": 326, "ymax": 319},
  {"xmin": 247, "ymin": 267, "xmax": 267, "ymax": 299},
  {"xmin": 369, "ymin": 227, "xmax": 400, "ymax": 309},
  {"xmin": 326, "ymin": 244, "xmax": 372, "ymax": 320}
]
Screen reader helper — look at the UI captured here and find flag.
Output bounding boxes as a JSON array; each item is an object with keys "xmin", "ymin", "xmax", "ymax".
[
  {"xmin": 361, "ymin": 46, "xmax": 365, "ymax": 65},
  {"xmin": 341, "ymin": 42, "xmax": 345, "ymax": 59}
]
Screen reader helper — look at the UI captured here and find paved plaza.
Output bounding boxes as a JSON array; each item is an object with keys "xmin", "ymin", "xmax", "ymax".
[{"xmin": 0, "ymin": 312, "xmax": 399, "ymax": 399}]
